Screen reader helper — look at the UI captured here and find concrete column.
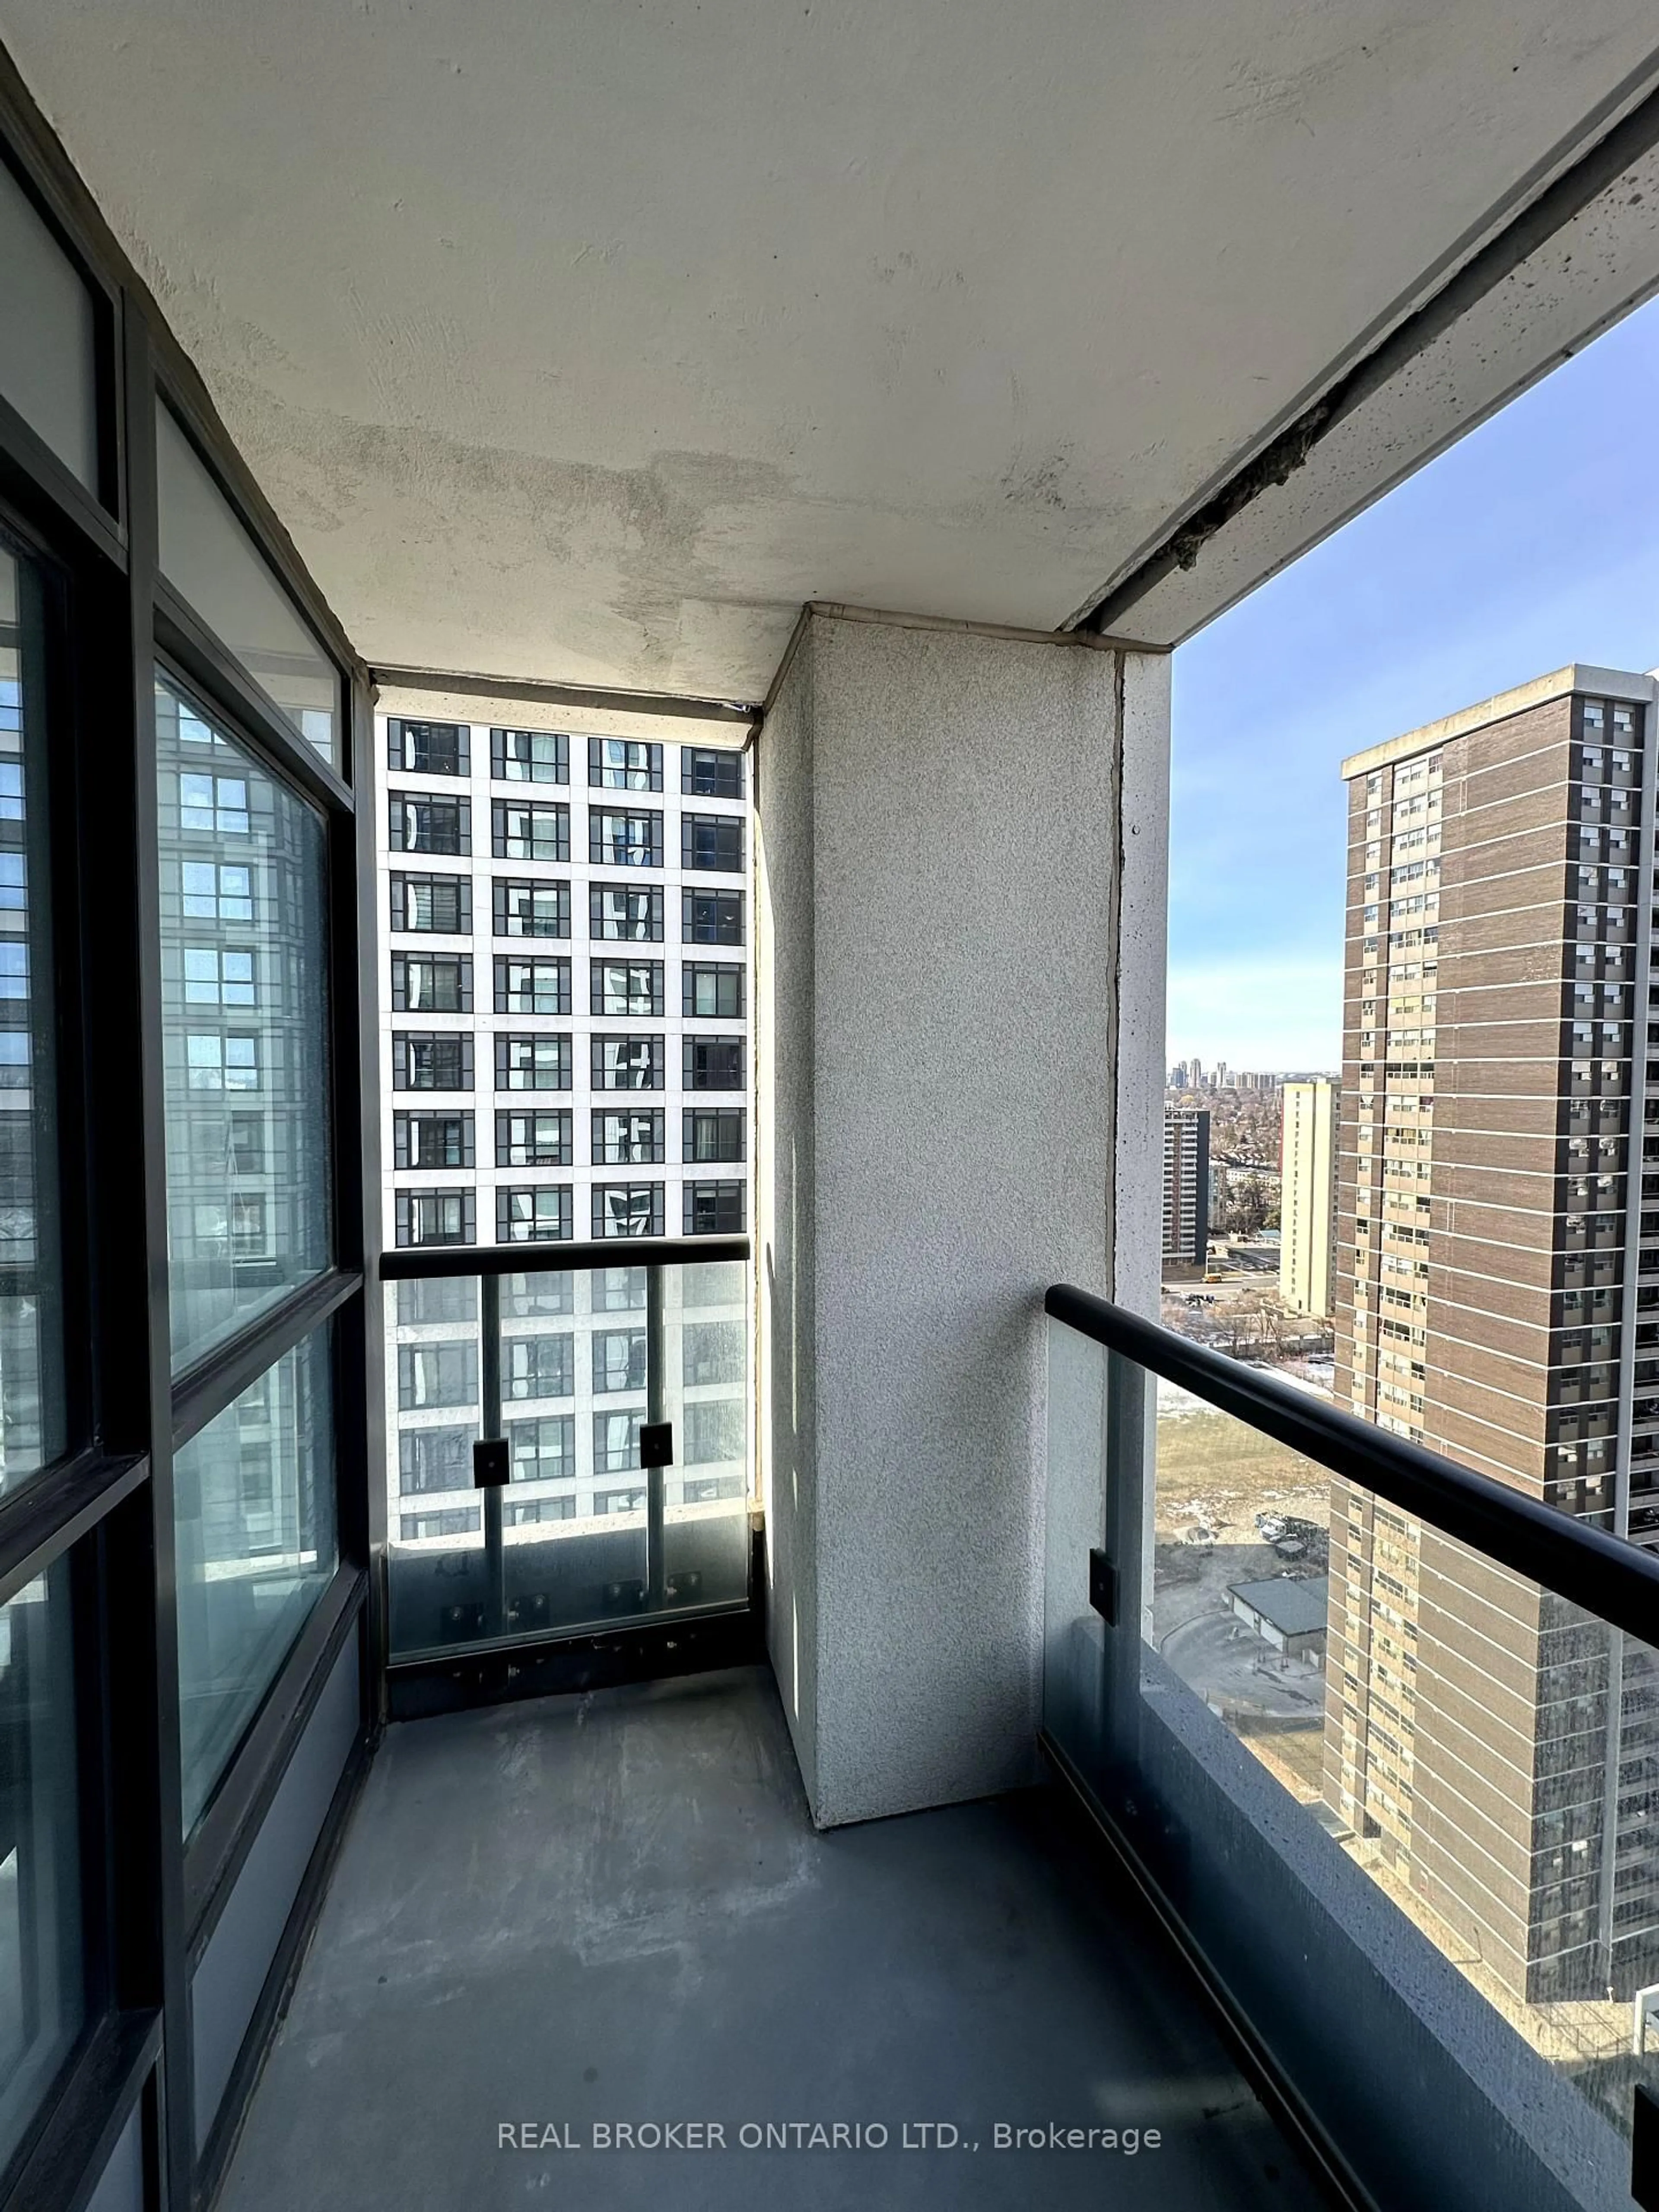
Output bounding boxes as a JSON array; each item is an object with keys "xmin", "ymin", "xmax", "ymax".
[{"xmin": 757, "ymin": 605, "xmax": 1170, "ymax": 1826}]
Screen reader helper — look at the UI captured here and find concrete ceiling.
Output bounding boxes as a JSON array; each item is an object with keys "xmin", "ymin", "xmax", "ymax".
[{"xmin": 5, "ymin": 2, "xmax": 1658, "ymax": 700}]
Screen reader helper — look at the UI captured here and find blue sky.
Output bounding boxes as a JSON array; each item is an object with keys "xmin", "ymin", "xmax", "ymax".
[{"xmin": 1167, "ymin": 292, "xmax": 1659, "ymax": 1074}]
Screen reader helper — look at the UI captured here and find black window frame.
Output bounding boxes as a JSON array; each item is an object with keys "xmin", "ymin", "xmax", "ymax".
[
  {"xmin": 389, "ymin": 871, "xmax": 471, "ymax": 934},
  {"xmin": 587, "ymin": 736, "xmax": 662, "ymax": 791},
  {"xmin": 490, "ymin": 727, "xmax": 569, "ymax": 785},
  {"xmin": 389, "ymin": 788, "xmax": 470, "ymax": 855},
  {"xmin": 588, "ymin": 806, "xmax": 664, "ymax": 868},
  {"xmin": 591, "ymin": 1035, "xmax": 666, "ymax": 1092},
  {"xmin": 494, "ymin": 1033, "xmax": 573, "ymax": 1093},
  {"xmin": 494, "ymin": 1109, "xmax": 574, "ymax": 1169},
  {"xmin": 387, "ymin": 718, "xmax": 468, "ymax": 776},
  {"xmin": 682, "ymin": 888, "xmax": 744, "ymax": 945},
  {"xmin": 493, "ymin": 878, "xmax": 571, "ymax": 940},
  {"xmin": 589, "ymin": 884, "xmax": 663, "ymax": 942},
  {"xmin": 680, "ymin": 746, "xmax": 744, "ymax": 799},
  {"xmin": 682, "ymin": 961, "xmax": 745, "ymax": 1019},
  {"xmin": 683, "ymin": 1036, "xmax": 746, "ymax": 1090},
  {"xmin": 392, "ymin": 1030, "xmax": 475, "ymax": 1092},
  {"xmin": 392, "ymin": 1110, "xmax": 475, "ymax": 1171},
  {"xmin": 490, "ymin": 796, "xmax": 570, "ymax": 863},
  {"xmin": 389, "ymin": 950, "xmax": 473, "ymax": 1014},
  {"xmin": 683, "ymin": 1181, "xmax": 747, "ymax": 1235},
  {"xmin": 592, "ymin": 1108, "xmax": 665, "ymax": 1166},
  {"xmin": 496, "ymin": 1185, "xmax": 575, "ymax": 1244},
  {"xmin": 493, "ymin": 953, "xmax": 572, "ymax": 1016},
  {"xmin": 683, "ymin": 1107, "xmax": 747, "ymax": 1164},
  {"xmin": 681, "ymin": 812, "xmax": 745, "ymax": 873},
  {"xmin": 590, "ymin": 957, "xmax": 664, "ymax": 1018}
]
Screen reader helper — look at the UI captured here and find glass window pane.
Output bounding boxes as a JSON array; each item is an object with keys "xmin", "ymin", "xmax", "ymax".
[
  {"xmin": 0, "ymin": 1554, "xmax": 86, "ymax": 2171},
  {"xmin": 155, "ymin": 405, "xmax": 341, "ymax": 764},
  {"xmin": 157, "ymin": 673, "xmax": 332, "ymax": 1372},
  {"xmin": 0, "ymin": 544, "xmax": 65, "ymax": 1488},
  {"xmin": 0, "ymin": 160, "xmax": 98, "ymax": 493},
  {"xmin": 174, "ymin": 1326, "xmax": 337, "ymax": 1834}
]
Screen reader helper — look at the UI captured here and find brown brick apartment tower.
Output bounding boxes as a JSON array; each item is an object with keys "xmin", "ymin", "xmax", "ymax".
[{"xmin": 1328, "ymin": 665, "xmax": 1659, "ymax": 2006}]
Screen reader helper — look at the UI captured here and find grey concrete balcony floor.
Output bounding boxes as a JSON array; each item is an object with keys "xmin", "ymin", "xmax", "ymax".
[{"xmin": 218, "ymin": 1666, "xmax": 1335, "ymax": 2212}]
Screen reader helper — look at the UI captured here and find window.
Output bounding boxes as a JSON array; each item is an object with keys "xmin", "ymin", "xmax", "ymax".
[
  {"xmin": 182, "ymin": 946, "xmax": 255, "ymax": 1006},
  {"xmin": 397, "ymin": 1341, "xmax": 479, "ymax": 1410},
  {"xmin": 594, "ymin": 1327, "xmax": 648, "ymax": 1392},
  {"xmin": 391, "ymin": 952, "xmax": 472, "ymax": 1013},
  {"xmin": 494, "ymin": 879, "xmax": 571, "ymax": 939},
  {"xmin": 181, "ymin": 859, "xmax": 254, "ymax": 924},
  {"xmin": 394, "ymin": 1032, "xmax": 474, "ymax": 1090},
  {"xmin": 492, "ymin": 799, "xmax": 570, "ymax": 862},
  {"xmin": 589, "ymin": 737, "xmax": 662, "ymax": 790},
  {"xmin": 175, "ymin": 1328, "xmax": 337, "ymax": 1831},
  {"xmin": 509, "ymin": 1413, "xmax": 575, "ymax": 1482},
  {"xmin": 681, "ymin": 746, "xmax": 744, "ymax": 799},
  {"xmin": 0, "ymin": 154, "xmax": 99, "ymax": 491},
  {"xmin": 504, "ymin": 1271, "xmax": 574, "ymax": 1317},
  {"xmin": 394, "ymin": 1112, "xmax": 473, "ymax": 1170},
  {"xmin": 597, "ymin": 1267, "xmax": 647, "ymax": 1311},
  {"xmin": 685, "ymin": 1181, "xmax": 745, "ymax": 1235},
  {"xmin": 591, "ymin": 884, "xmax": 663, "ymax": 941},
  {"xmin": 683, "ymin": 1319, "xmax": 745, "ymax": 1386},
  {"xmin": 505, "ymin": 1497, "xmax": 574, "ymax": 1526},
  {"xmin": 683, "ymin": 889, "xmax": 744, "ymax": 944},
  {"xmin": 594, "ymin": 1409, "xmax": 643, "ymax": 1476},
  {"xmin": 504, "ymin": 1334, "xmax": 574, "ymax": 1401},
  {"xmin": 494, "ymin": 954, "xmax": 570, "ymax": 1015},
  {"xmin": 399, "ymin": 1424, "xmax": 474, "ymax": 1495},
  {"xmin": 682, "ymin": 814, "xmax": 745, "ymax": 872},
  {"xmin": 178, "ymin": 770, "xmax": 250, "ymax": 835},
  {"xmin": 592, "ymin": 1183, "xmax": 665, "ymax": 1239},
  {"xmin": 496, "ymin": 1034, "xmax": 572, "ymax": 1091},
  {"xmin": 594, "ymin": 1109, "xmax": 664, "ymax": 1165},
  {"xmin": 390, "ymin": 791, "xmax": 470, "ymax": 855},
  {"xmin": 394, "ymin": 1189, "xmax": 476, "ymax": 1247},
  {"xmin": 497, "ymin": 1186, "xmax": 573, "ymax": 1243},
  {"xmin": 0, "ymin": 1556, "xmax": 86, "ymax": 2172},
  {"xmin": 390, "ymin": 872, "xmax": 470, "ymax": 934},
  {"xmin": 683, "ymin": 962, "xmax": 744, "ymax": 1018},
  {"xmin": 397, "ymin": 1276, "xmax": 477, "ymax": 1325},
  {"xmin": 593, "ymin": 1035, "xmax": 664, "ymax": 1090},
  {"xmin": 184, "ymin": 1032, "xmax": 257, "ymax": 1090},
  {"xmin": 492, "ymin": 727, "xmax": 569, "ymax": 784},
  {"xmin": 683, "ymin": 1107, "xmax": 746, "ymax": 1163},
  {"xmin": 157, "ymin": 676, "xmax": 331, "ymax": 1371},
  {"xmin": 496, "ymin": 1110, "xmax": 573, "ymax": 1167},
  {"xmin": 388, "ymin": 719, "xmax": 468, "ymax": 775},
  {"xmin": 0, "ymin": 546, "xmax": 63, "ymax": 1489},
  {"xmin": 596, "ymin": 1487, "xmax": 646, "ymax": 1515},
  {"xmin": 589, "ymin": 807, "xmax": 663, "ymax": 867},
  {"xmin": 155, "ymin": 403, "xmax": 341, "ymax": 760},
  {"xmin": 591, "ymin": 958, "xmax": 664, "ymax": 1017},
  {"xmin": 402, "ymin": 1507, "xmax": 480, "ymax": 1541},
  {"xmin": 685, "ymin": 1399, "xmax": 747, "ymax": 1464},
  {"xmin": 684, "ymin": 1036, "xmax": 745, "ymax": 1089}
]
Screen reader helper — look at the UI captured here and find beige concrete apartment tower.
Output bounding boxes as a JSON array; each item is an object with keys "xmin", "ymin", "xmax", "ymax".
[
  {"xmin": 1327, "ymin": 664, "xmax": 1659, "ymax": 2006},
  {"xmin": 1280, "ymin": 1079, "xmax": 1338, "ymax": 1319}
]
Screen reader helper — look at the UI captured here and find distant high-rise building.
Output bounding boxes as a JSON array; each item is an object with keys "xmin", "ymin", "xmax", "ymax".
[
  {"xmin": 1280, "ymin": 1079, "xmax": 1338, "ymax": 1318},
  {"xmin": 1329, "ymin": 663, "xmax": 1659, "ymax": 2006},
  {"xmin": 1163, "ymin": 1107, "xmax": 1211, "ymax": 1268}
]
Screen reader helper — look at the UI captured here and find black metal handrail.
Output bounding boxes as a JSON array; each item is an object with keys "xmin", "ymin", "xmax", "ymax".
[
  {"xmin": 1046, "ymin": 1282, "xmax": 1659, "ymax": 1649},
  {"xmin": 381, "ymin": 1236, "xmax": 750, "ymax": 1280}
]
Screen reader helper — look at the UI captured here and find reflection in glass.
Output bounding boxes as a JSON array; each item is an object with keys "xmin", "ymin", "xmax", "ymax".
[
  {"xmin": 155, "ymin": 405, "xmax": 340, "ymax": 762},
  {"xmin": 156, "ymin": 674, "xmax": 331, "ymax": 1371},
  {"xmin": 0, "ymin": 1557, "xmax": 86, "ymax": 2170},
  {"xmin": 0, "ymin": 546, "xmax": 64, "ymax": 1489},
  {"xmin": 175, "ymin": 1328, "xmax": 337, "ymax": 1833}
]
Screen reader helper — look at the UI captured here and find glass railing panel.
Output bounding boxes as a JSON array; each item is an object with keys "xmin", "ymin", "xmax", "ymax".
[
  {"xmin": 659, "ymin": 1258, "xmax": 751, "ymax": 1614},
  {"xmin": 1045, "ymin": 1310, "xmax": 1659, "ymax": 2206},
  {"xmin": 386, "ymin": 1251, "xmax": 753, "ymax": 1661}
]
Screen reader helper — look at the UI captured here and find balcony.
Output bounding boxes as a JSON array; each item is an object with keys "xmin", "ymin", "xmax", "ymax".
[{"xmin": 7, "ymin": 15, "xmax": 1659, "ymax": 2212}]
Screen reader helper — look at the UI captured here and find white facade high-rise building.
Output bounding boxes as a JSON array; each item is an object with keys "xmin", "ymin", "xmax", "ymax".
[
  {"xmin": 1279, "ymin": 1078, "xmax": 1338, "ymax": 1318},
  {"xmin": 375, "ymin": 715, "xmax": 753, "ymax": 1546}
]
